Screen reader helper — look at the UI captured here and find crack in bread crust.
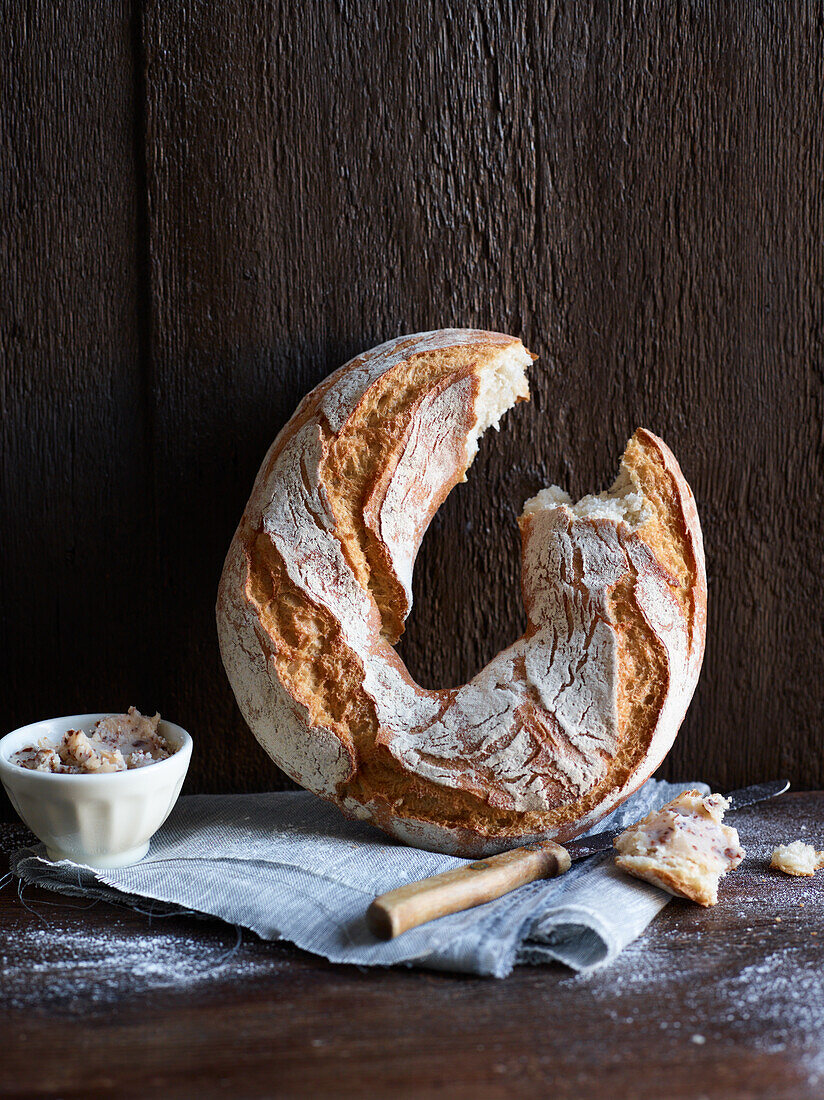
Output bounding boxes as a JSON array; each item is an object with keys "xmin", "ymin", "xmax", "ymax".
[{"xmin": 217, "ymin": 330, "xmax": 707, "ymax": 855}]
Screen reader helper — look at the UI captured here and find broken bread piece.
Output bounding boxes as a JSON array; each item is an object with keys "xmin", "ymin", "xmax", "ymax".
[
  {"xmin": 770, "ymin": 841, "xmax": 824, "ymax": 877},
  {"xmin": 614, "ymin": 789, "xmax": 745, "ymax": 906}
]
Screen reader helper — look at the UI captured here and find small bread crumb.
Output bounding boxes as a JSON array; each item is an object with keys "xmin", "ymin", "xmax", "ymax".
[{"xmin": 770, "ymin": 841, "xmax": 824, "ymax": 877}]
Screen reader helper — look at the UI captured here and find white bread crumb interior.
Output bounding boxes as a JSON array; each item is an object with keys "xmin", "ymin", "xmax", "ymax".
[
  {"xmin": 466, "ymin": 343, "xmax": 531, "ymax": 464},
  {"xmin": 523, "ymin": 467, "xmax": 649, "ymax": 528}
]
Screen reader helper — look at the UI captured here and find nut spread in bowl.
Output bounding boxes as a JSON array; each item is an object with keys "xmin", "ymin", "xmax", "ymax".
[
  {"xmin": 11, "ymin": 707, "xmax": 172, "ymax": 773},
  {"xmin": 0, "ymin": 710, "xmax": 192, "ymax": 868}
]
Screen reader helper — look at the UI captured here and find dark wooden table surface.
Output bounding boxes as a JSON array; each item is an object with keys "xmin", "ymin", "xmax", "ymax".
[{"xmin": 3, "ymin": 791, "xmax": 823, "ymax": 1100}]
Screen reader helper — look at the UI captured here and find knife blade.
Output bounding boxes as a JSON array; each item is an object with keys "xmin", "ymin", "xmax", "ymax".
[
  {"xmin": 367, "ymin": 779, "xmax": 791, "ymax": 939},
  {"xmin": 564, "ymin": 779, "xmax": 791, "ymax": 860}
]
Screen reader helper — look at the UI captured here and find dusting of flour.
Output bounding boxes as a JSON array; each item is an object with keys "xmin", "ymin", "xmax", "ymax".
[
  {"xmin": 559, "ymin": 803, "xmax": 824, "ymax": 1091},
  {"xmin": 0, "ymin": 917, "xmax": 276, "ymax": 1014}
]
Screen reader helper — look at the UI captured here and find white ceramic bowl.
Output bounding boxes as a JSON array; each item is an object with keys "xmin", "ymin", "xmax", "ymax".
[{"xmin": 0, "ymin": 713, "xmax": 192, "ymax": 868}]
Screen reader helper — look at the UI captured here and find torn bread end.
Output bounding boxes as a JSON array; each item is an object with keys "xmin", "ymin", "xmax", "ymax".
[
  {"xmin": 521, "ymin": 447, "xmax": 649, "ymax": 531},
  {"xmin": 465, "ymin": 342, "xmax": 532, "ymax": 466}
]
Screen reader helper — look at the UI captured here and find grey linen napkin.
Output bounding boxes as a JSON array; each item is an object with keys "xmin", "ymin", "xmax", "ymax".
[{"xmin": 11, "ymin": 779, "xmax": 704, "ymax": 977}]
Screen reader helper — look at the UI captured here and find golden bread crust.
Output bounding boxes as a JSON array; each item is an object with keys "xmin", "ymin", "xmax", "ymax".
[{"xmin": 217, "ymin": 330, "xmax": 707, "ymax": 855}]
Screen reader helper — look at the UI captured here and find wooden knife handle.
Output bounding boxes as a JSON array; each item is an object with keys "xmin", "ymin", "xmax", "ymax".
[{"xmin": 366, "ymin": 840, "xmax": 572, "ymax": 940}]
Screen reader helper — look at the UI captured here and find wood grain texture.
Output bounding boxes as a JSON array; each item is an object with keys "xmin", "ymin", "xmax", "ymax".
[
  {"xmin": 2, "ymin": 2, "xmax": 824, "ymax": 813},
  {"xmin": 0, "ymin": 1, "xmax": 152, "ymax": 819},
  {"xmin": 2, "ymin": 793, "xmax": 824, "ymax": 1099}
]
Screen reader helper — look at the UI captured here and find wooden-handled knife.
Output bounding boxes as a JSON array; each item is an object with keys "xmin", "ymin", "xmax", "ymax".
[{"xmin": 366, "ymin": 780, "xmax": 790, "ymax": 939}]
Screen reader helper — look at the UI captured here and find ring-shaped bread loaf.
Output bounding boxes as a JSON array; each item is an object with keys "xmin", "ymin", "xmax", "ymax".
[{"xmin": 217, "ymin": 330, "xmax": 706, "ymax": 855}]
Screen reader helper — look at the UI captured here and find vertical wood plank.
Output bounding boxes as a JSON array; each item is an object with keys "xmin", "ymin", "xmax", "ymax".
[
  {"xmin": 141, "ymin": 0, "xmax": 824, "ymax": 795},
  {"xmin": 0, "ymin": 1, "xmax": 151, "ymax": 819}
]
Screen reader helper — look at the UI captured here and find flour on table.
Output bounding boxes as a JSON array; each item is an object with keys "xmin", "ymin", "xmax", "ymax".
[{"xmin": 0, "ymin": 920, "xmax": 268, "ymax": 1013}]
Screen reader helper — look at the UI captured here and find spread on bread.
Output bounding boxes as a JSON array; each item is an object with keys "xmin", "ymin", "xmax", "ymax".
[
  {"xmin": 770, "ymin": 841, "xmax": 824, "ymax": 877},
  {"xmin": 614, "ymin": 789, "xmax": 745, "ymax": 906},
  {"xmin": 12, "ymin": 708, "xmax": 171, "ymax": 773},
  {"xmin": 217, "ymin": 329, "xmax": 707, "ymax": 855}
]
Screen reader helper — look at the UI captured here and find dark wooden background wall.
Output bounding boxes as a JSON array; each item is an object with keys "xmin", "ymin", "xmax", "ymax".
[{"xmin": 3, "ymin": 1, "xmax": 823, "ymax": 819}]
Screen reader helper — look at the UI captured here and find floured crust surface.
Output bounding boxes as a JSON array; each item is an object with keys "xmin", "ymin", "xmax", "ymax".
[
  {"xmin": 217, "ymin": 329, "xmax": 708, "ymax": 855},
  {"xmin": 614, "ymin": 789, "xmax": 745, "ymax": 906}
]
